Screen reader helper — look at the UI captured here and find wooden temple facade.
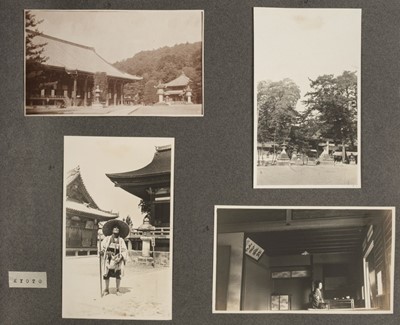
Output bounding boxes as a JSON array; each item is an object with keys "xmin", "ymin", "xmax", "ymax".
[
  {"xmin": 26, "ymin": 33, "xmax": 142, "ymax": 107},
  {"xmin": 65, "ymin": 166, "xmax": 118, "ymax": 256},
  {"xmin": 106, "ymin": 145, "xmax": 172, "ymax": 252}
]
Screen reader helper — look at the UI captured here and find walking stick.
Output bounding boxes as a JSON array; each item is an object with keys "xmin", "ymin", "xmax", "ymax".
[{"xmin": 98, "ymin": 232, "xmax": 103, "ymax": 298}]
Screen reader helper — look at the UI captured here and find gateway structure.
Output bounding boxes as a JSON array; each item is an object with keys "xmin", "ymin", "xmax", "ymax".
[{"xmin": 155, "ymin": 72, "xmax": 193, "ymax": 104}]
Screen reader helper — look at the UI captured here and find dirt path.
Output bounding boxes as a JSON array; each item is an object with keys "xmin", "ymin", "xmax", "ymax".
[
  {"xmin": 257, "ymin": 165, "xmax": 358, "ymax": 186},
  {"xmin": 63, "ymin": 256, "xmax": 171, "ymax": 320}
]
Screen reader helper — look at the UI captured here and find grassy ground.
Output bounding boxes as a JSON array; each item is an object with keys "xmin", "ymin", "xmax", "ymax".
[
  {"xmin": 256, "ymin": 164, "xmax": 359, "ymax": 187},
  {"xmin": 25, "ymin": 104, "xmax": 203, "ymax": 116},
  {"xmin": 63, "ymin": 256, "xmax": 171, "ymax": 320}
]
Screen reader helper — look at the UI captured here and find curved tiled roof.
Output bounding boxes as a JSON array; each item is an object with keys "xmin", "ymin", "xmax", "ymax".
[
  {"xmin": 66, "ymin": 166, "xmax": 118, "ymax": 220},
  {"xmin": 164, "ymin": 72, "xmax": 190, "ymax": 87},
  {"xmin": 66, "ymin": 201, "xmax": 117, "ymax": 220},
  {"xmin": 66, "ymin": 166, "xmax": 98, "ymax": 209},
  {"xmin": 107, "ymin": 145, "xmax": 171, "ymax": 179},
  {"xmin": 32, "ymin": 33, "xmax": 142, "ymax": 81}
]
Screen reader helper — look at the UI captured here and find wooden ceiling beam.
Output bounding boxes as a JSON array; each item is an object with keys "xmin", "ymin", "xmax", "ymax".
[
  {"xmin": 258, "ymin": 233, "xmax": 363, "ymax": 240},
  {"xmin": 219, "ymin": 217, "xmax": 372, "ymax": 233},
  {"xmin": 259, "ymin": 239, "xmax": 362, "ymax": 246}
]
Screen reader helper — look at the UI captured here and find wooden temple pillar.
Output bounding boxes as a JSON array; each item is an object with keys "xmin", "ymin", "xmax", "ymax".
[
  {"xmin": 72, "ymin": 76, "xmax": 78, "ymax": 106},
  {"xmin": 105, "ymin": 82, "xmax": 109, "ymax": 107},
  {"xmin": 83, "ymin": 76, "xmax": 88, "ymax": 107},
  {"xmin": 120, "ymin": 82, "xmax": 125, "ymax": 105},
  {"xmin": 113, "ymin": 80, "xmax": 117, "ymax": 106},
  {"xmin": 146, "ymin": 187, "xmax": 156, "ymax": 225}
]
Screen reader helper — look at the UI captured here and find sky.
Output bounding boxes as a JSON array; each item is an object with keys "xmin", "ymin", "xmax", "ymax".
[
  {"xmin": 64, "ymin": 136, "xmax": 174, "ymax": 227},
  {"xmin": 254, "ymin": 8, "xmax": 361, "ymax": 111},
  {"xmin": 30, "ymin": 10, "xmax": 203, "ymax": 63}
]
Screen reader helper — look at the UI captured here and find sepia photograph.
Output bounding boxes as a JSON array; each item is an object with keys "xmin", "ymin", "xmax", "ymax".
[
  {"xmin": 254, "ymin": 8, "xmax": 361, "ymax": 188},
  {"xmin": 25, "ymin": 10, "xmax": 203, "ymax": 116},
  {"xmin": 213, "ymin": 206, "xmax": 394, "ymax": 314},
  {"xmin": 62, "ymin": 136, "xmax": 174, "ymax": 320}
]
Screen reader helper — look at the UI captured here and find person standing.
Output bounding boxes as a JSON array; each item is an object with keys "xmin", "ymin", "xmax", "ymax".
[{"xmin": 100, "ymin": 219, "xmax": 129, "ymax": 296}]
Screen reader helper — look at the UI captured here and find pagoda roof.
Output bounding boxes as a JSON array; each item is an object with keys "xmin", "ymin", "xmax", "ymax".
[
  {"xmin": 106, "ymin": 145, "xmax": 171, "ymax": 200},
  {"xmin": 164, "ymin": 72, "xmax": 191, "ymax": 87},
  {"xmin": 66, "ymin": 166, "xmax": 118, "ymax": 220},
  {"xmin": 32, "ymin": 33, "xmax": 142, "ymax": 81}
]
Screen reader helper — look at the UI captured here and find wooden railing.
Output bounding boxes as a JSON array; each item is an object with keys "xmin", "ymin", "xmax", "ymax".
[{"xmin": 128, "ymin": 227, "xmax": 170, "ymax": 239}]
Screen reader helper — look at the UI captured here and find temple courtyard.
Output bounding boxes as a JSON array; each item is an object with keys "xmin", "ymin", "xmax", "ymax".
[
  {"xmin": 26, "ymin": 104, "xmax": 203, "ymax": 116},
  {"xmin": 257, "ymin": 164, "xmax": 358, "ymax": 186},
  {"xmin": 63, "ymin": 256, "xmax": 171, "ymax": 320}
]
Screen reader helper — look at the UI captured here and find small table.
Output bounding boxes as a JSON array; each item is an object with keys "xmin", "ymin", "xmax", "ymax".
[{"xmin": 327, "ymin": 298, "xmax": 354, "ymax": 309}]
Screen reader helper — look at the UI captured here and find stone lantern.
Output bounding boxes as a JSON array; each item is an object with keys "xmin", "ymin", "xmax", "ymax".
[
  {"xmin": 156, "ymin": 87, "xmax": 164, "ymax": 103},
  {"xmin": 138, "ymin": 215, "xmax": 156, "ymax": 264},
  {"xmin": 277, "ymin": 143, "xmax": 290, "ymax": 165},
  {"xmin": 154, "ymin": 82, "xmax": 166, "ymax": 103},
  {"xmin": 185, "ymin": 86, "xmax": 192, "ymax": 104},
  {"xmin": 92, "ymin": 85, "xmax": 102, "ymax": 109}
]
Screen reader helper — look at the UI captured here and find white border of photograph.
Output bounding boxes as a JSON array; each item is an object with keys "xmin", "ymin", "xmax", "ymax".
[
  {"xmin": 213, "ymin": 205, "xmax": 395, "ymax": 314},
  {"xmin": 62, "ymin": 136, "xmax": 174, "ymax": 320},
  {"xmin": 24, "ymin": 10, "xmax": 204, "ymax": 117},
  {"xmin": 253, "ymin": 8, "xmax": 362, "ymax": 188}
]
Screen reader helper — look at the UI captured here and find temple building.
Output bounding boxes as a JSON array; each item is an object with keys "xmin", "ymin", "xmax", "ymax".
[
  {"xmin": 215, "ymin": 208, "xmax": 393, "ymax": 312},
  {"xmin": 65, "ymin": 166, "xmax": 118, "ymax": 256},
  {"xmin": 26, "ymin": 33, "xmax": 142, "ymax": 107},
  {"xmin": 106, "ymin": 145, "xmax": 172, "ymax": 256},
  {"xmin": 155, "ymin": 72, "xmax": 193, "ymax": 104}
]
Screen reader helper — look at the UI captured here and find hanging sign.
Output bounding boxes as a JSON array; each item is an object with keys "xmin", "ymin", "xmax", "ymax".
[{"xmin": 245, "ymin": 237, "xmax": 264, "ymax": 261}]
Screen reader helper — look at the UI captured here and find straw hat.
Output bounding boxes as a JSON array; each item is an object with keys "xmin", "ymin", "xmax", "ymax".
[{"xmin": 102, "ymin": 219, "xmax": 130, "ymax": 238}]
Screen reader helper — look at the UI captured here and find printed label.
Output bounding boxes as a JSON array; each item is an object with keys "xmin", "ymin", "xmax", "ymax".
[{"xmin": 9, "ymin": 271, "xmax": 47, "ymax": 288}]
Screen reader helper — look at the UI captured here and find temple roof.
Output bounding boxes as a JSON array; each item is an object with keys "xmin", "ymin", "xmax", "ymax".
[
  {"xmin": 106, "ymin": 145, "xmax": 171, "ymax": 200},
  {"xmin": 32, "ymin": 33, "xmax": 142, "ymax": 81},
  {"xmin": 66, "ymin": 201, "xmax": 117, "ymax": 220},
  {"xmin": 164, "ymin": 72, "xmax": 191, "ymax": 87},
  {"xmin": 66, "ymin": 166, "xmax": 118, "ymax": 220},
  {"xmin": 66, "ymin": 166, "xmax": 98, "ymax": 208}
]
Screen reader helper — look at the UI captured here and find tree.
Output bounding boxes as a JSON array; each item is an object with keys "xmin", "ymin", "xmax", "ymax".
[
  {"xmin": 257, "ymin": 79, "xmax": 301, "ymax": 155},
  {"xmin": 114, "ymin": 42, "xmax": 202, "ymax": 105},
  {"xmin": 303, "ymin": 71, "xmax": 358, "ymax": 159},
  {"xmin": 143, "ymin": 80, "xmax": 158, "ymax": 104},
  {"xmin": 25, "ymin": 11, "xmax": 48, "ymax": 99}
]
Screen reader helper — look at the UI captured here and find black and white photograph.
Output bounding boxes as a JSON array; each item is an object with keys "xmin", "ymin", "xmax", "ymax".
[
  {"xmin": 254, "ymin": 8, "xmax": 361, "ymax": 188},
  {"xmin": 25, "ymin": 10, "xmax": 203, "ymax": 116},
  {"xmin": 213, "ymin": 206, "xmax": 394, "ymax": 313},
  {"xmin": 62, "ymin": 136, "xmax": 174, "ymax": 320}
]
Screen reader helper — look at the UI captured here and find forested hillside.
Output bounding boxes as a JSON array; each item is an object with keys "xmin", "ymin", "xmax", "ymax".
[{"xmin": 114, "ymin": 42, "xmax": 202, "ymax": 104}]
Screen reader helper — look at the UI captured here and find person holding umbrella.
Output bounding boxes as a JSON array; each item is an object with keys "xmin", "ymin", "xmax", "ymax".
[{"xmin": 100, "ymin": 219, "xmax": 129, "ymax": 296}]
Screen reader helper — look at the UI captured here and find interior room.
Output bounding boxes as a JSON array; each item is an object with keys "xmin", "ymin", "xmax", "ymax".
[{"xmin": 214, "ymin": 208, "xmax": 394, "ymax": 313}]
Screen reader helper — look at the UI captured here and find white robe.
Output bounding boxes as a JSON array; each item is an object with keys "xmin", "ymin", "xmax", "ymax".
[{"xmin": 101, "ymin": 235, "xmax": 128, "ymax": 277}]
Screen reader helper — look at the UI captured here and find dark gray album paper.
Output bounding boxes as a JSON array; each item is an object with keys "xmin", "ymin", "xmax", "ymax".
[{"xmin": 0, "ymin": 0, "xmax": 399, "ymax": 324}]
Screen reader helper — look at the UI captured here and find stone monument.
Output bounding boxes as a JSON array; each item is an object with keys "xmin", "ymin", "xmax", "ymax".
[{"xmin": 92, "ymin": 85, "xmax": 103, "ymax": 109}]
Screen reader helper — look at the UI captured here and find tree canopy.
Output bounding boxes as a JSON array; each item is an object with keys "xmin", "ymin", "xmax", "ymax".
[
  {"xmin": 114, "ymin": 42, "xmax": 202, "ymax": 105},
  {"xmin": 25, "ymin": 11, "xmax": 48, "ymax": 96},
  {"xmin": 303, "ymin": 71, "xmax": 358, "ymax": 147},
  {"xmin": 257, "ymin": 71, "xmax": 358, "ymax": 156},
  {"xmin": 257, "ymin": 78, "xmax": 301, "ymax": 145}
]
